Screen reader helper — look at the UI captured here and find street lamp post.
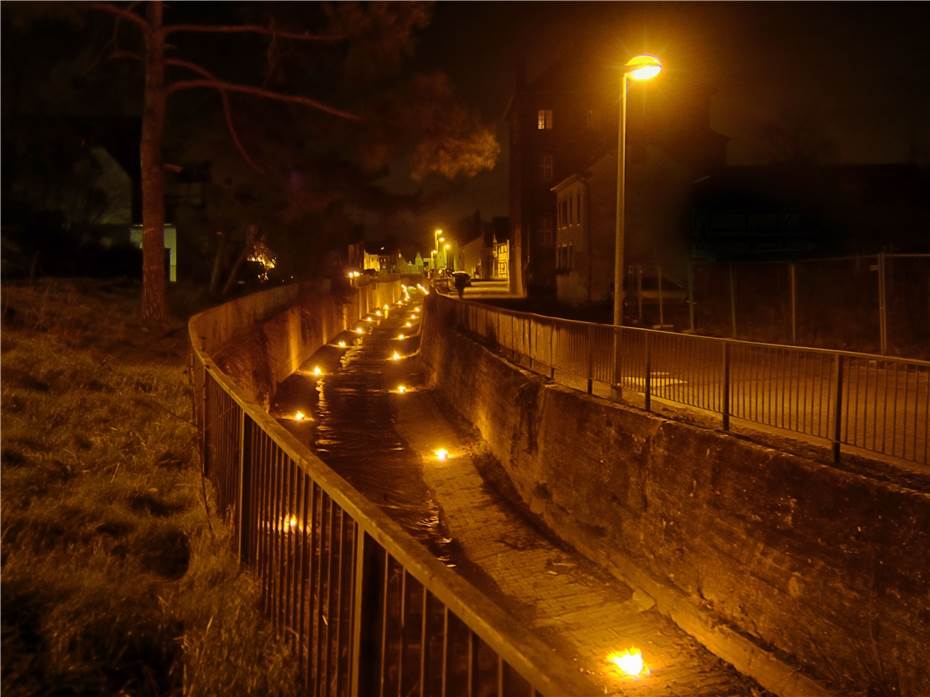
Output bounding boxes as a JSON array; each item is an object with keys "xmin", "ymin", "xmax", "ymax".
[
  {"xmin": 612, "ymin": 54, "xmax": 661, "ymax": 396},
  {"xmin": 434, "ymin": 228, "xmax": 443, "ymax": 270},
  {"xmin": 613, "ymin": 55, "xmax": 662, "ymax": 327}
]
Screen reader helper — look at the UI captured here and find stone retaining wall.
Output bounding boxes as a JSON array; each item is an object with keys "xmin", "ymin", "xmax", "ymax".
[
  {"xmin": 421, "ymin": 297, "xmax": 930, "ymax": 697},
  {"xmin": 189, "ymin": 280, "xmax": 402, "ymax": 406}
]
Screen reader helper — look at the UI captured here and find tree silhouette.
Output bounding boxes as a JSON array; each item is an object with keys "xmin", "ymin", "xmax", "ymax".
[{"xmin": 88, "ymin": 1, "xmax": 362, "ymax": 322}]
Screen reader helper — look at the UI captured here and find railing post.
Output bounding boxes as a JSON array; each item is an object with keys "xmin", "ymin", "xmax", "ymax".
[
  {"xmin": 586, "ymin": 324, "xmax": 594, "ymax": 394},
  {"xmin": 611, "ymin": 325, "xmax": 623, "ymax": 402},
  {"xmin": 722, "ymin": 342, "xmax": 731, "ymax": 431},
  {"xmin": 510, "ymin": 314, "xmax": 515, "ymax": 361},
  {"xmin": 549, "ymin": 322, "xmax": 555, "ymax": 380},
  {"xmin": 237, "ymin": 408, "xmax": 250, "ymax": 562},
  {"xmin": 350, "ymin": 529, "xmax": 377, "ymax": 697},
  {"xmin": 833, "ymin": 354, "xmax": 844, "ymax": 463},
  {"xmin": 644, "ymin": 333, "xmax": 651, "ymax": 412},
  {"xmin": 201, "ymin": 365, "xmax": 210, "ymax": 475}
]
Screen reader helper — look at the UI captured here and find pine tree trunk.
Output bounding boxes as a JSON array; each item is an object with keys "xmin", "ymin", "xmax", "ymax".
[{"xmin": 140, "ymin": 1, "xmax": 167, "ymax": 322}]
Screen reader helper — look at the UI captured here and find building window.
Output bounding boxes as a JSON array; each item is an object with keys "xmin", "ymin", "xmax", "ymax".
[
  {"xmin": 585, "ymin": 110, "xmax": 600, "ymax": 130},
  {"xmin": 537, "ymin": 109, "xmax": 553, "ymax": 130},
  {"xmin": 539, "ymin": 216, "xmax": 554, "ymax": 245},
  {"xmin": 574, "ymin": 192, "xmax": 581, "ymax": 223},
  {"xmin": 556, "ymin": 243, "xmax": 574, "ymax": 273},
  {"xmin": 539, "ymin": 154, "xmax": 554, "ymax": 182}
]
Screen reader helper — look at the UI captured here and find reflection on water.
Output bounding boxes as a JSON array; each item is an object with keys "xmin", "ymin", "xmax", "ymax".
[{"xmin": 272, "ymin": 302, "xmax": 458, "ymax": 565}]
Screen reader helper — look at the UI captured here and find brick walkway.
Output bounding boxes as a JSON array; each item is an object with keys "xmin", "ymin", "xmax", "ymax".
[{"xmin": 395, "ymin": 391, "xmax": 770, "ymax": 697}]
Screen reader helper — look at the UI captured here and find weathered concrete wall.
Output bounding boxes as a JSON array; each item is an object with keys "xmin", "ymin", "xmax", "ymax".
[
  {"xmin": 421, "ymin": 297, "xmax": 930, "ymax": 696},
  {"xmin": 190, "ymin": 280, "xmax": 402, "ymax": 406}
]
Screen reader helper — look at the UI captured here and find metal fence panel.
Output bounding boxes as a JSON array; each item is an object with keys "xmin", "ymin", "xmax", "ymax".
[{"xmin": 443, "ymin": 295, "xmax": 928, "ymax": 466}]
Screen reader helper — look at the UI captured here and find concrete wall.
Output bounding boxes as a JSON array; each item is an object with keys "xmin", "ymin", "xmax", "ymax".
[
  {"xmin": 189, "ymin": 279, "xmax": 402, "ymax": 406},
  {"xmin": 421, "ymin": 297, "xmax": 930, "ymax": 697}
]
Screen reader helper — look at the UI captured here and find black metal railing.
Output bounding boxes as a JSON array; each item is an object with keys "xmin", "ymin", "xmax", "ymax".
[
  {"xmin": 440, "ymin": 296, "xmax": 929, "ymax": 466},
  {"xmin": 190, "ymin": 282, "xmax": 596, "ymax": 697}
]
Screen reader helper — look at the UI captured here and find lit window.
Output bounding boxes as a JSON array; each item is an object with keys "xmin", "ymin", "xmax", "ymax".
[
  {"xmin": 540, "ymin": 154, "xmax": 554, "ymax": 182},
  {"xmin": 537, "ymin": 109, "xmax": 553, "ymax": 130}
]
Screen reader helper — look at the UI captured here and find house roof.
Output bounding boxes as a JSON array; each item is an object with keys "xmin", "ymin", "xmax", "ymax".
[{"xmin": 550, "ymin": 173, "xmax": 588, "ymax": 193}]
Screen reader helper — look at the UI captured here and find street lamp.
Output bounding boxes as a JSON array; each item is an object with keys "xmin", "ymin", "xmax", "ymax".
[
  {"xmin": 613, "ymin": 54, "xmax": 661, "ymax": 327},
  {"xmin": 612, "ymin": 54, "xmax": 661, "ymax": 397},
  {"xmin": 443, "ymin": 243, "xmax": 451, "ymax": 270},
  {"xmin": 433, "ymin": 229, "xmax": 445, "ymax": 270}
]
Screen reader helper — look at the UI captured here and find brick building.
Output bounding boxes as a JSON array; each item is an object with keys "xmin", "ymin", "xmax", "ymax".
[{"xmin": 508, "ymin": 53, "xmax": 726, "ymax": 298}]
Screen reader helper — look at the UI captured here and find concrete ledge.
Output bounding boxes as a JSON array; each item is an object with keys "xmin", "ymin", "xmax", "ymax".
[{"xmin": 421, "ymin": 296, "xmax": 930, "ymax": 697}]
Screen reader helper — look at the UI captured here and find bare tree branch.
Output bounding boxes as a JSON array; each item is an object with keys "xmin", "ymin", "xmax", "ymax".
[
  {"xmin": 163, "ymin": 23, "xmax": 345, "ymax": 42},
  {"xmin": 166, "ymin": 58, "xmax": 265, "ymax": 174},
  {"xmin": 87, "ymin": 2, "xmax": 150, "ymax": 35},
  {"xmin": 166, "ymin": 79, "xmax": 361, "ymax": 122}
]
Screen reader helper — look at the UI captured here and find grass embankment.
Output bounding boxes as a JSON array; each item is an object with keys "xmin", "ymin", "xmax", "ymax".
[{"xmin": 1, "ymin": 279, "xmax": 300, "ymax": 697}]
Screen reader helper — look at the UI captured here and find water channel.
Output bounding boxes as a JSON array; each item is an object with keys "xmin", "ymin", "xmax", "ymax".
[{"xmin": 271, "ymin": 293, "xmax": 461, "ymax": 565}]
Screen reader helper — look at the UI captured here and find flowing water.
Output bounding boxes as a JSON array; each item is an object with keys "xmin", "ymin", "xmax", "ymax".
[{"xmin": 271, "ymin": 298, "xmax": 460, "ymax": 565}]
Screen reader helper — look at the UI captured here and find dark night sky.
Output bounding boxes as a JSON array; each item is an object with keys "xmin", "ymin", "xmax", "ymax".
[{"xmin": 401, "ymin": 2, "xmax": 930, "ymax": 244}]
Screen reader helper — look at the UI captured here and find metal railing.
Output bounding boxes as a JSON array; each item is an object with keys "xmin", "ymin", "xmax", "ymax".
[
  {"xmin": 190, "ymin": 283, "xmax": 596, "ymax": 697},
  {"xmin": 438, "ymin": 296, "xmax": 930, "ymax": 466}
]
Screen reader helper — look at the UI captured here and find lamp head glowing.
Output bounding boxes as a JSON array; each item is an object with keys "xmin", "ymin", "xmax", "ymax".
[{"xmin": 625, "ymin": 55, "xmax": 662, "ymax": 81}]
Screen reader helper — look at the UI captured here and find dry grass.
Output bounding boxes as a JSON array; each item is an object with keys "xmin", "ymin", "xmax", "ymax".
[{"xmin": 1, "ymin": 279, "xmax": 300, "ymax": 696}]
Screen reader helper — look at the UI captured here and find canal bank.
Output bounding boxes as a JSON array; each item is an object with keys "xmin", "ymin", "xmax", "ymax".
[
  {"xmin": 270, "ymin": 291, "xmax": 775, "ymax": 697},
  {"xmin": 420, "ymin": 294, "xmax": 930, "ymax": 697}
]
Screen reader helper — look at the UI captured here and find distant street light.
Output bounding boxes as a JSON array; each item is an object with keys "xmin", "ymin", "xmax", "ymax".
[
  {"xmin": 434, "ymin": 229, "xmax": 443, "ymax": 269},
  {"xmin": 612, "ymin": 54, "xmax": 661, "ymax": 397},
  {"xmin": 614, "ymin": 54, "xmax": 661, "ymax": 327}
]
